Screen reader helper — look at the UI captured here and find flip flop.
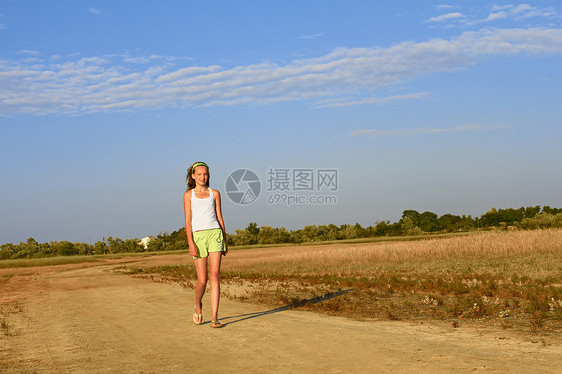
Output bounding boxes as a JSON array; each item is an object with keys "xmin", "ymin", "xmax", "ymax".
[
  {"xmin": 193, "ymin": 302, "xmax": 203, "ymax": 325},
  {"xmin": 210, "ymin": 320, "xmax": 224, "ymax": 328},
  {"xmin": 193, "ymin": 312, "xmax": 202, "ymax": 325}
]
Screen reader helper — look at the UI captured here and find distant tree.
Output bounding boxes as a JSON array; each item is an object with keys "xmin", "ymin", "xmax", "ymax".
[
  {"xmin": 106, "ymin": 237, "xmax": 121, "ymax": 253},
  {"xmin": 542, "ymin": 206, "xmax": 562, "ymax": 215},
  {"xmin": 401, "ymin": 217, "xmax": 422, "ymax": 236},
  {"xmin": 10, "ymin": 238, "xmax": 41, "ymax": 259},
  {"xmin": 481, "ymin": 207, "xmax": 539, "ymax": 227},
  {"xmin": 458, "ymin": 215, "xmax": 476, "ymax": 231},
  {"xmin": 146, "ymin": 236, "xmax": 165, "ymax": 251},
  {"xmin": 169, "ymin": 228, "xmax": 187, "ymax": 242},
  {"xmin": 438, "ymin": 214, "xmax": 461, "ymax": 232},
  {"xmin": 246, "ymin": 222, "xmax": 260, "ymax": 236},
  {"xmin": 37, "ymin": 242, "xmax": 55, "ymax": 257},
  {"xmin": 388, "ymin": 223, "xmax": 403, "ymax": 236},
  {"xmin": 501, "ymin": 208, "xmax": 523, "ymax": 225},
  {"xmin": 521, "ymin": 212, "xmax": 562, "ymax": 229},
  {"xmin": 122, "ymin": 238, "xmax": 144, "ymax": 252},
  {"xmin": 316, "ymin": 225, "xmax": 333, "ymax": 241},
  {"xmin": 481, "ymin": 207, "xmax": 499, "ymax": 227},
  {"xmin": 232, "ymin": 222, "xmax": 260, "ymax": 245},
  {"xmin": 524, "ymin": 206, "xmax": 542, "ymax": 218},
  {"xmin": 0, "ymin": 243, "xmax": 17, "ymax": 260},
  {"xmin": 419, "ymin": 211, "xmax": 441, "ymax": 232},
  {"xmin": 93, "ymin": 240, "xmax": 107, "ymax": 255},
  {"xmin": 257, "ymin": 226, "xmax": 278, "ymax": 245},
  {"xmin": 155, "ymin": 229, "xmax": 188, "ymax": 251},
  {"xmin": 74, "ymin": 242, "xmax": 92, "ymax": 256},
  {"xmin": 289, "ymin": 229, "xmax": 304, "ymax": 243},
  {"xmin": 166, "ymin": 228, "xmax": 189, "ymax": 250},
  {"xmin": 374, "ymin": 220, "xmax": 392, "ymax": 236},
  {"xmin": 52, "ymin": 241, "xmax": 77, "ymax": 256},
  {"xmin": 354, "ymin": 223, "xmax": 368, "ymax": 238},
  {"xmin": 276, "ymin": 227, "xmax": 292, "ymax": 243},
  {"xmin": 231, "ymin": 228, "xmax": 257, "ymax": 246},
  {"xmin": 327, "ymin": 223, "xmax": 339, "ymax": 240},
  {"xmin": 300, "ymin": 225, "xmax": 320, "ymax": 242},
  {"xmin": 338, "ymin": 224, "xmax": 356, "ymax": 240},
  {"xmin": 402, "ymin": 210, "xmax": 421, "ymax": 227}
]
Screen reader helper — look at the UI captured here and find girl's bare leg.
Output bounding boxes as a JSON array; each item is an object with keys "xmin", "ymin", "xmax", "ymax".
[
  {"xmin": 208, "ymin": 252, "xmax": 223, "ymax": 321},
  {"xmin": 194, "ymin": 257, "xmax": 208, "ymax": 315}
]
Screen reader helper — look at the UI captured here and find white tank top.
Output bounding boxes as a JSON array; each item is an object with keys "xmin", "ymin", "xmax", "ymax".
[{"xmin": 190, "ymin": 188, "xmax": 221, "ymax": 232}]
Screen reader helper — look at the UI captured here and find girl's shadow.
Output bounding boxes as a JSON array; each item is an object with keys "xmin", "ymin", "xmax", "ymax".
[{"xmin": 218, "ymin": 289, "xmax": 354, "ymax": 326}]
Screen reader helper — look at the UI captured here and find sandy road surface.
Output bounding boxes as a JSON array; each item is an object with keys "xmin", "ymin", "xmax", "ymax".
[{"xmin": 1, "ymin": 255, "xmax": 561, "ymax": 373}]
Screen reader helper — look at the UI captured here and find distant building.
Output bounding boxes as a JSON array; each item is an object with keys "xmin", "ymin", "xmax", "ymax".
[{"xmin": 139, "ymin": 236, "xmax": 153, "ymax": 249}]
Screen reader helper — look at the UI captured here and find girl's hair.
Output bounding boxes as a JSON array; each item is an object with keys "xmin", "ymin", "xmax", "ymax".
[{"xmin": 186, "ymin": 161, "xmax": 210, "ymax": 190}]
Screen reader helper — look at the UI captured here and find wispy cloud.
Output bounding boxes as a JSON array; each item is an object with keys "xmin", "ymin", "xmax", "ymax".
[
  {"xmin": 88, "ymin": 8, "xmax": 101, "ymax": 15},
  {"xmin": 471, "ymin": 4, "xmax": 558, "ymax": 25},
  {"xmin": 511, "ymin": 4, "xmax": 557, "ymax": 18},
  {"xmin": 429, "ymin": 3, "xmax": 558, "ymax": 27},
  {"xmin": 427, "ymin": 12, "xmax": 464, "ymax": 23},
  {"xmin": 437, "ymin": 5, "xmax": 457, "ymax": 10},
  {"xmin": 491, "ymin": 5, "xmax": 513, "ymax": 12},
  {"xmin": 16, "ymin": 49, "xmax": 40, "ymax": 56},
  {"xmin": 351, "ymin": 124, "xmax": 507, "ymax": 138},
  {"xmin": 1, "ymin": 27, "xmax": 562, "ymax": 115},
  {"xmin": 298, "ymin": 32, "xmax": 326, "ymax": 39},
  {"xmin": 482, "ymin": 11, "xmax": 508, "ymax": 22},
  {"xmin": 314, "ymin": 92, "xmax": 429, "ymax": 108}
]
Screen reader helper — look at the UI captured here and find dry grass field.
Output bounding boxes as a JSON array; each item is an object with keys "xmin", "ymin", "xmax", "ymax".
[{"xmin": 125, "ymin": 229, "xmax": 562, "ymax": 332}]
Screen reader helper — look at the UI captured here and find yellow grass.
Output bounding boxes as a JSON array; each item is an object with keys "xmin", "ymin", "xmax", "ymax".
[{"xmin": 222, "ymin": 229, "xmax": 562, "ymax": 277}]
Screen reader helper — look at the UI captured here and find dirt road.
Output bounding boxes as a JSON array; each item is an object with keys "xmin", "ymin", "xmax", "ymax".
[{"xmin": 1, "ymin": 255, "xmax": 561, "ymax": 373}]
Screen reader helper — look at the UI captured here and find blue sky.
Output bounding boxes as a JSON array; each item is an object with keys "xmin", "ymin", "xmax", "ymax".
[{"xmin": 1, "ymin": 1, "xmax": 561, "ymax": 244}]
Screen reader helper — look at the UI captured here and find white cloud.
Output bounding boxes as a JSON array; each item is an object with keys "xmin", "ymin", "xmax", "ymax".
[
  {"xmin": 472, "ymin": 4, "xmax": 558, "ymax": 25},
  {"xmin": 351, "ymin": 125, "xmax": 507, "ymax": 138},
  {"xmin": 314, "ymin": 92, "xmax": 430, "ymax": 108},
  {"xmin": 432, "ymin": 4, "xmax": 559, "ymax": 28},
  {"xmin": 16, "ymin": 50, "xmax": 40, "ymax": 56},
  {"xmin": 427, "ymin": 12, "xmax": 464, "ymax": 23},
  {"xmin": 21, "ymin": 57, "xmax": 44, "ymax": 64},
  {"xmin": 512, "ymin": 4, "xmax": 557, "ymax": 18},
  {"xmin": 512, "ymin": 4, "xmax": 534, "ymax": 13},
  {"xmin": 1, "ymin": 27, "xmax": 562, "ymax": 115},
  {"xmin": 483, "ymin": 11, "xmax": 508, "ymax": 22},
  {"xmin": 491, "ymin": 5, "xmax": 513, "ymax": 12},
  {"xmin": 88, "ymin": 8, "xmax": 101, "ymax": 15},
  {"xmin": 123, "ymin": 56, "xmax": 151, "ymax": 64},
  {"xmin": 298, "ymin": 32, "xmax": 326, "ymax": 39}
]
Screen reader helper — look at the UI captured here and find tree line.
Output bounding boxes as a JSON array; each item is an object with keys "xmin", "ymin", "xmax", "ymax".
[{"xmin": 2, "ymin": 206, "xmax": 562, "ymax": 260}]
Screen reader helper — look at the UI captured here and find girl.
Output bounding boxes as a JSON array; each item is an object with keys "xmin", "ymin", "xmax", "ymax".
[{"xmin": 184, "ymin": 161, "xmax": 228, "ymax": 328}]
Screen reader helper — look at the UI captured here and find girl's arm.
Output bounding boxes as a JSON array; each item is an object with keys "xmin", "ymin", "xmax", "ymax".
[
  {"xmin": 183, "ymin": 191, "xmax": 198, "ymax": 257},
  {"xmin": 213, "ymin": 189, "xmax": 228, "ymax": 255}
]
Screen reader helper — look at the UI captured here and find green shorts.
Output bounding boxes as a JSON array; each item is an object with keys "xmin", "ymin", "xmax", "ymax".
[{"xmin": 193, "ymin": 228, "xmax": 225, "ymax": 259}]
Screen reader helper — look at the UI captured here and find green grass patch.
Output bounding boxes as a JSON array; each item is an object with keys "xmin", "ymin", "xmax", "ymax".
[
  {"xmin": 228, "ymin": 231, "xmax": 475, "ymax": 250},
  {"xmin": 0, "ymin": 249, "xmax": 190, "ymax": 269}
]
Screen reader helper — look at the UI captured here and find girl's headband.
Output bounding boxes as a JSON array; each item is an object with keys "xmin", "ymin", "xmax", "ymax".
[{"xmin": 192, "ymin": 162, "xmax": 208, "ymax": 169}]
